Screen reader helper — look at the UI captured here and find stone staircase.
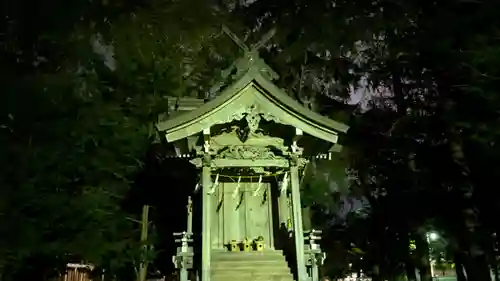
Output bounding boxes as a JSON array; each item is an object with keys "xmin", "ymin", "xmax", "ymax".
[{"xmin": 211, "ymin": 249, "xmax": 294, "ymax": 281}]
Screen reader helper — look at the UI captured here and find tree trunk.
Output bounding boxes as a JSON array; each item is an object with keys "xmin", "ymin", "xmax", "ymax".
[
  {"xmin": 405, "ymin": 259, "xmax": 418, "ymax": 281},
  {"xmin": 457, "ymin": 206, "xmax": 491, "ymax": 281},
  {"xmin": 371, "ymin": 265, "xmax": 383, "ymax": 281},
  {"xmin": 414, "ymin": 229, "xmax": 432, "ymax": 281},
  {"xmin": 494, "ymin": 261, "xmax": 499, "ymax": 281},
  {"xmin": 447, "ymin": 130, "xmax": 490, "ymax": 280},
  {"xmin": 491, "ymin": 261, "xmax": 499, "ymax": 281},
  {"xmin": 404, "ymin": 231, "xmax": 418, "ymax": 281},
  {"xmin": 455, "ymin": 252, "xmax": 468, "ymax": 281},
  {"xmin": 463, "ymin": 251, "xmax": 491, "ymax": 281}
]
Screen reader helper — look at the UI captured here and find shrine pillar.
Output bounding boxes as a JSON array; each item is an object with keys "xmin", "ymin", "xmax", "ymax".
[
  {"xmin": 201, "ymin": 129, "xmax": 212, "ymax": 281},
  {"xmin": 201, "ymin": 163, "xmax": 211, "ymax": 281},
  {"xmin": 290, "ymin": 159, "xmax": 306, "ymax": 281}
]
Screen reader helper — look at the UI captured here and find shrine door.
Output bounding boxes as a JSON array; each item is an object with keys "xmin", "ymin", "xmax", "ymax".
[{"xmin": 211, "ymin": 182, "xmax": 274, "ymax": 249}]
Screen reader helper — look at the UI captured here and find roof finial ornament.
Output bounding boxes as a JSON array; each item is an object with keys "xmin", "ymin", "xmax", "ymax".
[
  {"xmin": 207, "ymin": 26, "xmax": 279, "ymax": 99},
  {"xmin": 221, "ymin": 26, "xmax": 278, "ymax": 79},
  {"xmin": 221, "ymin": 25, "xmax": 250, "ymax": 53},
  {"xmin": 221, "ymin": 25, "xmax": 276, "ymax": 54}
]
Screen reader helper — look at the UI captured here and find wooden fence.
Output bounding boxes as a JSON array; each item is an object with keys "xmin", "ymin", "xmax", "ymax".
[{"xmin": 59, "ymin": 263, "xmax": 96, "ymax": 281}]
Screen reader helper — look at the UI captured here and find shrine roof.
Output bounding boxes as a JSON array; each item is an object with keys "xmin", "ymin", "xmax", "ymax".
[{"xmin": 156, "ymin": 62, "xmax": 349, "ymax": 144}]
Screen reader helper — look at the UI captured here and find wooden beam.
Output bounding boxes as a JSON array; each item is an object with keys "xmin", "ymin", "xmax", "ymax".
[
  {"xmin": 210, "ymin": 159, "xmax": 289, "ymax": 168},
  {"xmin": 250, "ymin": 28, "xmax": 276, "ymax": 51},
  {"xmin": 66, "ymin": 264, "xmax": 94, "ymax": 270},
  {"xmin": 222, "ymin": 25, "xmax": 250, "ymax": 52},
  {"xmin": 328, "ymin": 143, "xmax": 343, "ymax": 153}
]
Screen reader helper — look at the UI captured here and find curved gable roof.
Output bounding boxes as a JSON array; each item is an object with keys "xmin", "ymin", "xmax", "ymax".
[{"xmin": 156, "ymin": 68, "xmax": 349, "ymax": 143}]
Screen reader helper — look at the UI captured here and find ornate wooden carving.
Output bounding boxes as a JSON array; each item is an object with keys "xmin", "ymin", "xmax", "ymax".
[
  {"xmin": 261, "ymin": 111, "xmax": 282, "ymax": 124},
  {"xmin": 245, "ymin": 105, "xmax": 261, "ymax": 134},
  {"xmin": 190, "ymin": 158, "xmax": 202, "ymax": 168},
  {"xmin": 217, "ymin": 145, "xmax": 278, "ymax": 160},
  {"xmin": 212, "ymin": 103, "xmax": 282, "ymax": 139}
]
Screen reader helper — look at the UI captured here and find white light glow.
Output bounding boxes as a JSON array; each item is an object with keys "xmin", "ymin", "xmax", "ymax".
[{"xmin": 428, "ymin": 232, "xmax": 439, "ymax": 241}]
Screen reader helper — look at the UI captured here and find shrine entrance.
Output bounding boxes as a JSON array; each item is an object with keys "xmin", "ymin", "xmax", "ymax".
[{"xmin": 211, "ymin": 181, "xmax": 274, "ymax": 249}]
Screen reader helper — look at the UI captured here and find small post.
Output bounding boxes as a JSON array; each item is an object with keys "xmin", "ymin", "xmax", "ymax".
[
  {"xmin": 180, "ymin": 232, "xmax": 189, "ymax": 281},
  {"xmin": 311, "ymin": 260, "xmax": 319, "ymax": 281},
  {"xmin": 138, "ymin": 205, "xmax": 150, "ymax": 281},
  {"xmin": 173, "ymin": 231, "xmax": 194, "ymax": 281},
  {"xmin": 187, "ymin": 196, "xmax": 193, "ymax": 234},
  {"xmin": 308, "ymin": 229, "xmax": 322, "ymax": 281}
]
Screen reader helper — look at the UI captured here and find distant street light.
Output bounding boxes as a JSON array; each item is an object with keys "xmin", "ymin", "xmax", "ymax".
[{"xmin": 428, "ymin": 232, "xmax": 439, "ymax": 242}]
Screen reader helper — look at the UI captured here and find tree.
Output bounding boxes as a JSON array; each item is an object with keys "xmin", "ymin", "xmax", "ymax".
[{"xmin": 0, "ymin": 0, "xmax": 235, "ymax": 279}]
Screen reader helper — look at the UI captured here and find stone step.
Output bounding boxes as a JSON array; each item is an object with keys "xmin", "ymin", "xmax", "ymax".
[
  {"xmin": 211, "ymin": 250, "xmax": 286, "ymax": 261},
  {"xmin": 210, "ymin": 249, "xmax": 293, "ymax": 281},
  {"xmin": 212, "ymin": 264, "xmax": 290, "ymax": 273},
  {"xmin": 211, "ymin": 272, "xmax": 294, "ymax": 281},
  {"xmin": 212, "ymin": 260, "xmax": 289, "ymax": 269},
  {"xmin": 212, "ymin": 249, "xmax": 284, "ymax": 255}
]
